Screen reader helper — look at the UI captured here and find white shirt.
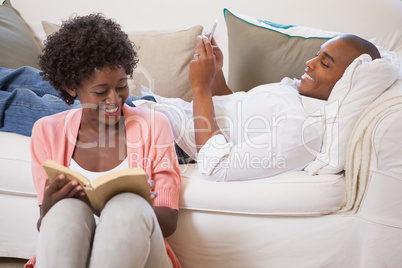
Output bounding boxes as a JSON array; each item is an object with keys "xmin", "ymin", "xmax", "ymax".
[
  {"xmin": 196, "ymin": 78, "xmax": 326, "ymax": 181},
  {"xmin": 69, "ymin": 158, "xmax": 129, "ymax": 182}
]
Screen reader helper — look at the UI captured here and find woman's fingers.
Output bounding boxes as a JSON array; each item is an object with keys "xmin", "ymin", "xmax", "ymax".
[
  {"xmin": 45, "ymin": 174, "xmax": 64, "ymax": 194},
  {"xmin": 148, "ymin": 179, "xmax": 155, "ymax": 189},
  {"xmin": 46, "ymin": 174, "xmax": 84, "ymax": 200},
  {"xmin": 150, "ymin": 191, "xmax": 158, "ymax": 199},
  {"xmin": 59, "ymin": 180, "xmax": 84, "ymax": 199},
  {"xmin": 66, "ymin": 181, "xmax": 85, "ymax": 198}
]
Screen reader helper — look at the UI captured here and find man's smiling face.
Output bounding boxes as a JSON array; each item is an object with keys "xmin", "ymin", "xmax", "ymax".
[{"xmin": 297, "ymin": 36, "xmax": 361, "ymax": 100}]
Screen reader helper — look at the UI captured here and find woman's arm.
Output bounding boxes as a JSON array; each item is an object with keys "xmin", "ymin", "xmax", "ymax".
[{"xmin": 144, "ymin": 110, "xmax": 181, "ymax": 238}]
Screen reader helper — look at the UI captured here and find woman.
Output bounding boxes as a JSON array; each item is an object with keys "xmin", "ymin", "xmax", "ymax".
[{"xmin": 27, "ymin": 13, "xmax": 181, "ymax": 268}]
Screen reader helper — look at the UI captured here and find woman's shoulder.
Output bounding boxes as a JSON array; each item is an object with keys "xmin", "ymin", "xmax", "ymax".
[{"xmin": 33, "ymin": 109, "xmax": 82, "ymax": 132}]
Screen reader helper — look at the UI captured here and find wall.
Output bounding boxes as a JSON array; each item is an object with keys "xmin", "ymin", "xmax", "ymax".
[{"xmin": 11, "ymin": 0, "xmax": 402, "ymax": 77}]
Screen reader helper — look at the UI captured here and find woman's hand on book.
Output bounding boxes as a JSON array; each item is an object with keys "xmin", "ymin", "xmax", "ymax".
[
  {"xmin": 40, "ymin": 175, "xmax": 85, "ymax": 224},
  {"xmin": 148, "ymin": 179, "xmax": 158, "ymax": 200}
]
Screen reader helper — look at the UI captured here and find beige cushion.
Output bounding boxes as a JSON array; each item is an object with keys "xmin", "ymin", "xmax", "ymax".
[
  {"xmin": 224, "ymin": 9, "xmax": 338, "ymax": 92},
  {"xmin": 42, "ymin": 21, "xmax": 202, "ymax": 101},
  {"xmin": 41, "ymin": 20, "xmax": 58, "ymax": 37},
  {"xmin": 0, "ymin": 0, "xmax": 42, "ymax": 69}
]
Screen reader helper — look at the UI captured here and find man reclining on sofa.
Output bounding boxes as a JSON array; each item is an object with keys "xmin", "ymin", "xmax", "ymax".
[{"xmin": 182, "ymin": 33, "xmax": 381, "ymax": 181}]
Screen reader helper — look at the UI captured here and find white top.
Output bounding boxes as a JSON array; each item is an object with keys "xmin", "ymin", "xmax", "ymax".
[
  {"xmin": 69, "ymin": 158, "xmax": 129, "ymax": 182},
  {"xmin": 196, "ymin": 78, "xmax": 326, "ymax": 181}
]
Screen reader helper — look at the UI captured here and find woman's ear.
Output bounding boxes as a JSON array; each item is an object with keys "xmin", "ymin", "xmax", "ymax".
[{"xmin": 66, "ymin": 88, "xmax": 77, "ymax": 97}]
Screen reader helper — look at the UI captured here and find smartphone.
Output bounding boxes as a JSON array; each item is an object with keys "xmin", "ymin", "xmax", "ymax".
[{"xmin": 209, "ymin": 18, "xmax": 218, "ymax": 41}]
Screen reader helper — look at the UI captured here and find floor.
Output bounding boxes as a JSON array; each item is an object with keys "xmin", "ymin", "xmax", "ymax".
[{"xmin": 0, "ymin": 258, "xmax": 27, "ymax": 268}]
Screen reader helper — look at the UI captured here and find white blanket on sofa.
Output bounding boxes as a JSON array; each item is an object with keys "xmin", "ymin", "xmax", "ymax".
[{"xmin": 340, "ymin": 79, "xmax": 402, "ymax": 213}]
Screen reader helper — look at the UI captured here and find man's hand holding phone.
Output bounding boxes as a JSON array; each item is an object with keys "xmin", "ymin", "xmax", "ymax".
[{"xmin": 205, "ymin": 19, "xmax": 223, "ymax": 71}]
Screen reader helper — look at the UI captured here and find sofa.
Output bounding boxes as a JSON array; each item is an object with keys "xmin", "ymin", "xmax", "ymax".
[{"xmin": 1, "ymin": 0, "xmax": 402, "ymax": 267}]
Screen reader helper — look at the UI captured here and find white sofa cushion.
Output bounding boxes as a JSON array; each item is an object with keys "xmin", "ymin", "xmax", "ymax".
[
  {"xmin": 0, "ymin": 131, "xmax": 38, "ymax": 260},
  {"xmin": 179, "ymin": 164, "xmax": 346, "ymax": 215}
]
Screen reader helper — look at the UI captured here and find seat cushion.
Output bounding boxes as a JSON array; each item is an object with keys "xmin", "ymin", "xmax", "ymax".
[{"xmin": 179, "ymin": 164, "xmax": 346, "ymax": 215}]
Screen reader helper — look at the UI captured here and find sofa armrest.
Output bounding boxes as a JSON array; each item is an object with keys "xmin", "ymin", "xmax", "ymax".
[
  {"xmin": 359, "ymin": 106, "xmax": 402, "ymax": 227},
  {"xmin": 342, "ymin": 80, "xmax": 402, "ymax": 224}
]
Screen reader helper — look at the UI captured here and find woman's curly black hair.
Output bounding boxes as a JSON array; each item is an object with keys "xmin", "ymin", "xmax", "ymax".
[{"xmin": 39, "ymin": 13, "xmax": 138, "ymax": 105}]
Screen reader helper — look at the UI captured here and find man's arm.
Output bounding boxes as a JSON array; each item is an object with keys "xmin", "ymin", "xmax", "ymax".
[
  {"xmin": 189, "ymin": 35, "xmax": 223, "ymax": 152},
  {"xmin": 207, "ymin": 34, "xmax": 232, "ymax": 96},
  {"xmin": 210, "ymin": 69, "xmax": 232, "ymax": 96}
]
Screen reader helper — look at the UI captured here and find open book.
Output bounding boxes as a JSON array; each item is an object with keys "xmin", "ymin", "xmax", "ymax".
[{"xmin": 42, "ymin": 159, "xmax": 153, "ymax": 214}]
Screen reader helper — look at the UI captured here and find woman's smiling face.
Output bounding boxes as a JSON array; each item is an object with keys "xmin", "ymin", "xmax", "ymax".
[
  {"xmin": 297, "ymin": 37, "xmax": 361, "ymax": 100},
  {"xmin": 66, "ymin": 66, "xmax": 129, "ymax": 126}
]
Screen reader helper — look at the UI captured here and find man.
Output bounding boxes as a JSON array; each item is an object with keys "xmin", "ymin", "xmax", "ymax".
[{"xmin": 184, "ymin": 33, "xmax": 380, "ymax": 181}]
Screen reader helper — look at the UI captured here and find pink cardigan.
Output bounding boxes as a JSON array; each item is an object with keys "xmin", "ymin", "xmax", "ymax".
[{"xmin": 26, "ymin": 104, "xmax": 181, "ymax": 268}]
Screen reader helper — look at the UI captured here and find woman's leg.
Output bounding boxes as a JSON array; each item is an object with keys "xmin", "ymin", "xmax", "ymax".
[
  {"xmin": 36, "ymin": 198, "xmax": 96, "ymax": 268},
  {"xmin": 89, "ymin": 193, "xmax": 172, "ymax": 268}
]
